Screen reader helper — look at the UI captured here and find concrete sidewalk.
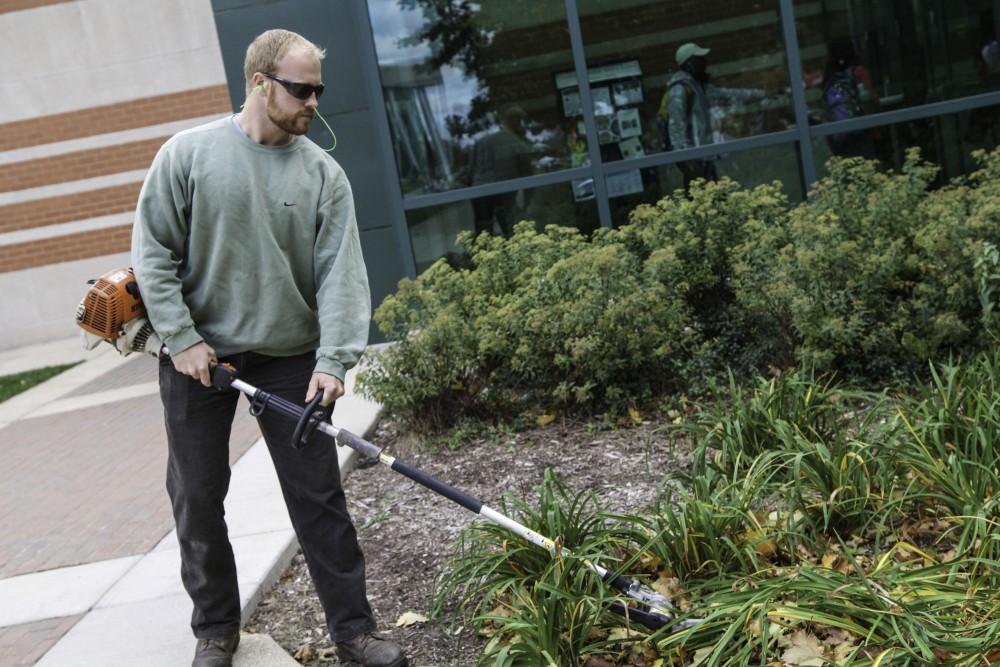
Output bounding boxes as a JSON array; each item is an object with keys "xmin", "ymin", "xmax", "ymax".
[{"xmin": 0, "ymin": 338, "xmax": 383, "ymax": 666}]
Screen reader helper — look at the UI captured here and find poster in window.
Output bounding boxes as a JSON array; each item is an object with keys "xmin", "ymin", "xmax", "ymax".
[
  {"xmin": 591, "ymin": 87, "xmax": 613, "ymax": 116},
  {"xmin": 619, "ymin": 136, "xmax": 644, "ymax": 160},
  {"xmin": 615, "ymin": 108, "xmax": 642, "ymax": 138},
  {"xmin": 561, "ymin": 89, "xmax": 581, "ymax": 118},
  {"xmin": 612, "ymin": 79, "xmax": 643, "ymax": 106},
  {"xmin": 606, "ymin": 169, "xmax": 644, "ymax": 198},
  {"xmin": 595, "ymin": 114, "xmax": 616, "ymax": 145}
]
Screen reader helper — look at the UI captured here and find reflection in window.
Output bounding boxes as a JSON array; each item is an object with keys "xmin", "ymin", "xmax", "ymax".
[
  {"xmin": 796, "ymin": 0, "xmax": 1000, "ymax": 125},
  {"xmin": 574, "ymin": 0, "xmax": 793, "ymax": 166},
  {"xmin": 813, "ymin": 103, "xmax": 1000, "ymax": 185},
  {"xmin": 368, "ymin": 1, "xmax": 585, "ymax": 197},
  {"xmin": 607, "ymin": 143, "xmax": 805, "ymax": 227},
  {"xmin": 406, "ymin": 182, "xmax": 600, "ymax": 274}
]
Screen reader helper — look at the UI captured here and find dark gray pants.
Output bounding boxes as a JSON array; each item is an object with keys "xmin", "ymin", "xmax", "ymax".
[{"xmin": 159, "ymin": 350, "xmax": 375, "ymax": 642}]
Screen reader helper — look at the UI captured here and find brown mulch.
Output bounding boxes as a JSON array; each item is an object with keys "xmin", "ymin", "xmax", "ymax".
[{"xmin": 245, "ymin": 416, "xmax": 693, "ymax": 666}]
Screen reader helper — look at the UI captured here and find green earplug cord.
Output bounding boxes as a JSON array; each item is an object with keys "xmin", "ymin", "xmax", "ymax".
[{"xmin": 239, "ymin": 83, "xmax": 337, "ymax": 152}]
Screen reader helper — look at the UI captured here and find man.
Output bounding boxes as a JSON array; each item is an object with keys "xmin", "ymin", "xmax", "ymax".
[
  {"xmin": 468, "ymin": 105, "xmax": 534, "ymax": 236},
  {"xmin": 131, "ymin": 29, "xmax": 407, "ymax": 667},
  {"xmin": 664, "ymin": 42, "xmax": 769, "ymax": 192}
]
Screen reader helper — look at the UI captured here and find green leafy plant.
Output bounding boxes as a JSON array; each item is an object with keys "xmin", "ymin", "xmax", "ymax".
[
  {"xmin": 885, "ymin": 352, "xmax": 1000, "ymax": 574},
  {"xmin": 432, "ymin": 354, "xmax": 1000, "ymax": 665},
  {"xmin": 617, "ymin": 458, "xmax": 782, "ymax": 581}
]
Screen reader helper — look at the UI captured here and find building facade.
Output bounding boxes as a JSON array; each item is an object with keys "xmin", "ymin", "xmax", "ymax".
[
  {"xmin": 1, "ymin": 0, "xmax": 233, "ymax": 350},
  {"xmin": 4, "ymin": 0, "xmax": 1000, "ymax": 350}
]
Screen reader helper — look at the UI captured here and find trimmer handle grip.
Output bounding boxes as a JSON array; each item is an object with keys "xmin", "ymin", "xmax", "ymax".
[
  {"xmin": 210, "ymin": 362, "xmax": 238, "ymax": 390},
  {"xmin": 291, "ymin": 392, "xmax": 327, "ymax": 449}
]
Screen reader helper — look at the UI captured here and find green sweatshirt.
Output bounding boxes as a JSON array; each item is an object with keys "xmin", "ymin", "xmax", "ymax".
[{"xmin": 131, "ymin": 116, "xmax": 371, "ymax": 381}]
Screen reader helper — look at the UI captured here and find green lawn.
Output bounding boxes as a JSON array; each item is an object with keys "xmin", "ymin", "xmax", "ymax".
[{"xmin": 0, "ymin": 363, "xmax": 80, "ymax": 403}]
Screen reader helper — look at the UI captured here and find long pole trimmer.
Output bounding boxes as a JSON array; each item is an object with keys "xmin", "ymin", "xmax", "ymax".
[
  {"xmin": 209, "ymin": 364, "xmax": 697, "ymax": 633},
  {"xmin": 69, "ymin": 267, "xmax": 687, "ymax": 630}
]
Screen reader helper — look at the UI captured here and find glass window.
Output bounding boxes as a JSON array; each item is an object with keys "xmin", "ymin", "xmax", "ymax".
[
  {"xmin": 795, "ymin": 0, "xmax": 1000, "ymax": 124},
  {"xmin": 368, "ymin": 1, "xmax": 588, "ymax": 197},
  {"xmin": 406, "ymin": 181, "xmax": 600, "ymax": 273},
  {"xmin": 606, "ymin": 143, "xmax": 805, "ymax": 227},
  {"xmin": 812, "ymin": 102, "xmax": 1000, "ymax": 184},
  {"xmin": 574, "ymin": 0, "xmax": 794, "ymax": 163}
]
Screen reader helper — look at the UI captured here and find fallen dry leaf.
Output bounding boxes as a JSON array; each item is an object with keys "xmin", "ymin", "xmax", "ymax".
[
  {"xmin": 395, "ymin": 611, "xmax": 429, "ymax": 627},
  {"xmin": 781, "ymin": 630, "xmax": 826, "ymax": 666}
]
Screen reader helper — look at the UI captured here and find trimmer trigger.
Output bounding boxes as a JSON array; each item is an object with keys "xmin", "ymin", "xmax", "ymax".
[{"xmin": 210, "ymin": 363, "xmax": 238, "ymax": 390}]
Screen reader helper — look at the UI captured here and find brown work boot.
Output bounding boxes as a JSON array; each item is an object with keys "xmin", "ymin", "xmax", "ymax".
[
  {"xmin": 192, "ymin": 632, "xmax": 240, "ymax": 667},
  {"xmin": 336, "ymin": 633, "xmax": 407, "ymax": 666}
]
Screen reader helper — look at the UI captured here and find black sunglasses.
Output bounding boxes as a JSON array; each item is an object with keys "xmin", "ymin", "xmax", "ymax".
[{"xmin": 263, "ymin": 73, "xmax": 325, "ymax": 100}]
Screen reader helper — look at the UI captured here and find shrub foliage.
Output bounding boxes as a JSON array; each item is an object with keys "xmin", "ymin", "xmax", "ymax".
[{"xmin": 360, "ymin": 150, "xmax": 1000, "ymax": 430}]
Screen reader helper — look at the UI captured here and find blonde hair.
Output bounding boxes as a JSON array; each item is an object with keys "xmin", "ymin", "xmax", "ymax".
[{"xmin": 243, "ymin": 29, "xmax": 326, "ymax": 95}]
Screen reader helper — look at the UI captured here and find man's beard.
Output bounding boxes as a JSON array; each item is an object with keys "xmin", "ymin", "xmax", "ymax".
[{"xmin": 266, "ymin": 94, "xmax": 314, "ymax": 136}]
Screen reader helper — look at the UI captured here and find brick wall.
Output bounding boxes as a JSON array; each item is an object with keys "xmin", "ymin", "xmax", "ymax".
[
  {"xmin": 0, "ymin": 0, "xmax": 75, "ymax": 14},
  {"xmin": 0, "ymin": 226, "xmax": 133, "ymax": 273},
  {"xmin": 0, "ymin": 183, "xmax": 142, "ymax": 234},
  {"xmin": 1, "ymin": 87, "xmax": 231, "ymax": 274},
  {"xmin": 0, "ymin": 85, "xmax": 230, "ymax": 152},
  {"xmin": 0, "ymin": 137, "xmax": 166, "ymax": 193}
]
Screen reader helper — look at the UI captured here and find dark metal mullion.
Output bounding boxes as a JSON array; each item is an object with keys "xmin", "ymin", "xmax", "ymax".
[
  {"xmin": 401, "ymin": 166, "xmax": 594, "ymax": 211},
  {"xmin": 601, "ymin": 129, "xmax": 799, "ymax": 173},
  {"xmin": 564, "ymin": 0, "xmax": 612, "ymax": 228},
  {"xmin": 778, "ymin": 0, "xmax": 817, "ymax": 189},
  {"xmin": 400, "ymin": 130, "xmax": 800, "ymax": 211},
  {"xmin": 355, "ymin": 0, "xmax": 417, "ymax": 278},
  {"xmin": 810, "ymin": 90, "xmax": 1000, "ymax": 137}
]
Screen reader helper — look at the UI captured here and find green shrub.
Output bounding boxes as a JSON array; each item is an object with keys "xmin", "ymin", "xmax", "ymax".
[
  {"xmin": 362, "ymin": 148, "xmax": 1000, "ymax": 429},
  {"xmin": 360, "ymin": 222, "xmax": 698, "ymax": 430},
  {"xmin": 736, "ymin": 149, "xmax": 1000, "ymax": 379},
  {"xmin": 623, "ymin": 178, "xmax": 794, "ymax": 374}
]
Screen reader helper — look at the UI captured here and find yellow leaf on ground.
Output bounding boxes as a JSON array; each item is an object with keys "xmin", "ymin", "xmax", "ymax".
[
  {"xmin": 607, "ymin": 627, "xmax": 638, "ymax": 642},
  {"xmin": 690, "ymin": 647, "xmax": 714, "ymax": 667},
  {"xmin": 395, "ymin": 611, "xmax": 429, "ymax": 627},
  {"xmin": 628, "ymin": 406, "xmax": 642, "ymax": 423},
  {"xmin": 781, "ymin": 630, "xmax": 826, "ymax": 666},
  {"xmin": 834, "ymin": 641, "xmax": 857, "ymax": 665},
  {"xmin": 740, "ymin": 529, "xmax": 778, "ymax": 559},
  {"xmin": 536, "ymin": 413, "xmax": 556, "ymax": 426}
]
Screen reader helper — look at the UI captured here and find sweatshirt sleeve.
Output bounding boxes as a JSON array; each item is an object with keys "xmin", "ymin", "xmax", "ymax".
[
  {"xmin": 313, "ymin": 168, "xmax": 371, "ymax": 381},
  {"xmin": 130, "ymin": 141, "xmax": 204, "ymax": 355}
]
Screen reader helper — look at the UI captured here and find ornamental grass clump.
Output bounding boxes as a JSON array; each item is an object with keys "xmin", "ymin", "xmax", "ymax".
[
  {"xmin": 884, "ymin": 351, "xmax": 1000, "ymax": 574},
  {"xmin": 433, "ymin": 355, "xmax": 1000, "ymax": 665}
]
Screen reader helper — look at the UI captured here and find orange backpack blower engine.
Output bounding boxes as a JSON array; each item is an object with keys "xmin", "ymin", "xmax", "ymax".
[{"xmin": 75, "ymin": 267, "xmax": 163, "ymax": 356}]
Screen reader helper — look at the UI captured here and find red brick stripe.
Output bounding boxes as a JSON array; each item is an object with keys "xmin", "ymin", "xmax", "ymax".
[
  {"xmin": 0, "ymin": 182, "xmax": 142, "ymax": 234},
  {"xmin": 0, "ymin": 0, "xmax": 75, "ymax": 13},
  {"xmin": 0, "ymin": 85, "xmax": 232, "ymax": 152},
  {"xmin": 0, "ymin": 224, "xmax": 132, "ymax": 273},
  {"xmin": 0, "ymin": 137, "xmax": 165, "ymax": 193}
]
